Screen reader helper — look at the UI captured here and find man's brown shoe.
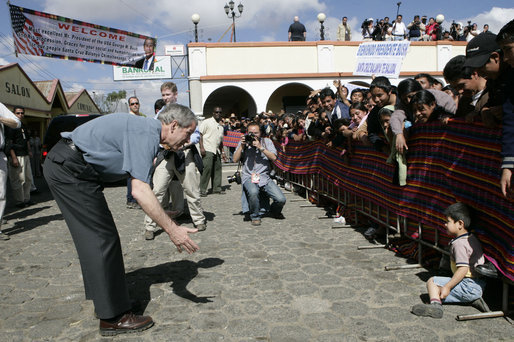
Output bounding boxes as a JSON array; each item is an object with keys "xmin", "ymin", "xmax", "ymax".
[{"xmin": 99, "ymin": 312, "xmax": 154, "ymax": 336}]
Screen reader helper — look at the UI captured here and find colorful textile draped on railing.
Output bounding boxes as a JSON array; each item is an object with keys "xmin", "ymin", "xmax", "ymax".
[
  {"xmin": 223, "ymin": 131, "xmax": 243, "ymax": 148},
  {"xmin": 275, "ymin": 119, "xmax": 514, "ymax": 281}
]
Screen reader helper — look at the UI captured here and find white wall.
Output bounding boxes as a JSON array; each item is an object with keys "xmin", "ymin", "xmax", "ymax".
[{"xmin": 188, "ymin": 41, "xmax": 467, "ymax": 114}]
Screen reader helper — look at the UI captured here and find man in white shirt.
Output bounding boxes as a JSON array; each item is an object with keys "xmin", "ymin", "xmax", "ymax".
[
  {"xmin": 0, "ymin": 103, "xmax": 21, "ymax": 240},
  {"xmin": 199, "ymin": 106, "xmax": 225, "ymax": 196},
  {"xmin": 392, "ymin": 15, "xmax": 407, "ymax": 41}
]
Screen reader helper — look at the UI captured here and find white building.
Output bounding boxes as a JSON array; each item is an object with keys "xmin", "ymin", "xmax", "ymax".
[{"xmin": 187, "ymin": 40, "xmax": 467, "ymax": 118}]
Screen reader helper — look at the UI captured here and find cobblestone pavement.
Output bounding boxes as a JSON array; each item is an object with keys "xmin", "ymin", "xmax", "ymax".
[{"xmin": 0, "ymin": 169, "xmax": 512, "ymax": 341}]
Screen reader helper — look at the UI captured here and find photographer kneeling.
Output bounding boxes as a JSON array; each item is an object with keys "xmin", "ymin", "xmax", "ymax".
[{"xmin": 233, "ymin": 122, "xmax": 286, "ymax": 226}]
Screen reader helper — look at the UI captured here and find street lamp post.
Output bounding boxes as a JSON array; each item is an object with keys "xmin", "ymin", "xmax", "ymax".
[
  {"xmin": 224, "ymin": 0, "xmax": 243, "ymax": 42},
  {"xmin": 191, "ymin": 13, "xmax": 200, "ymax": 42},
  {"xmin": 317, "ymin": 13, "xmax": 326, "ymax": 41}
]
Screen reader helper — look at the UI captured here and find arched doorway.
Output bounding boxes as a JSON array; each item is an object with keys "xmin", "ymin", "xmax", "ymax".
[
  {"xmin": 266, "ymin": 83, "xmax": 313, "ymax": 114},
  {"xmin": 203, "ymin": 86, "xmax": 257, "ymax": 119}
]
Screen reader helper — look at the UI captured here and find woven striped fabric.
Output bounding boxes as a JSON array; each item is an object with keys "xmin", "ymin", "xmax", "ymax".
[
  {"xmin": 276, "ymin": 119, "xmax": 514, "ymax": 281},
  {"xmin": 223, "ymin": 131, "xmax": 243, "ymax": 148}
]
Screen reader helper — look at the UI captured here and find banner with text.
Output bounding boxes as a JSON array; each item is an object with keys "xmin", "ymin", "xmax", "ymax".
[
  {"xmin": 113, "ymin": 56, "xmax": 172, "ymax": 80},
  {"xmin": 353, "ymin": 41, "xmax": 410, "ymax": 78},
  {"xmin": 9, "ymin": 4, "xmax": 155, "ymax": 67}
]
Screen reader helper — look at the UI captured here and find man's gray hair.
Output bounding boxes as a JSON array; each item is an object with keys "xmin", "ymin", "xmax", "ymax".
[{"xmin": 158, "ymin": 103, "xmax": 197, "ymax": 127}]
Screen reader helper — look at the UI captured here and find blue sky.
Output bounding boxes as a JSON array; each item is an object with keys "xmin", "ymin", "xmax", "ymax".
[{"xmin": 1, "ymin": 0, "xmax": 513, "ymax": 115}]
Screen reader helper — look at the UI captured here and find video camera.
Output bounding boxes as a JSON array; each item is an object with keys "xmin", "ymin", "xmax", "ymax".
[
  {"xmin": 361, "ymin": 18, "xmax": 372, "ymax": 29},
  {"xmin": 463, "ymin": 20, "xmax": 473, "ymax": 32}
]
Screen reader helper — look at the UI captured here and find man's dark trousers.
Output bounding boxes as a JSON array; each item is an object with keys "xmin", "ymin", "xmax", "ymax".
[
  {"xmin": 200, "ymin": 151, "xmax": 222, "ymax": 194},
  {"xmin": 43, "ymin": 140, "xmax": 131, "ymax": 319}
]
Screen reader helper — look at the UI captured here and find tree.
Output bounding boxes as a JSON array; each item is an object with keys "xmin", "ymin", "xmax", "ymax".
[{"xmin": 92, "ymin": 90, "xmax": 127, "ymax": 114}]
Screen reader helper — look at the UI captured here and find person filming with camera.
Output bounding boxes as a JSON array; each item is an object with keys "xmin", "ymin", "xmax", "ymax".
[{"xmin": 233, "ymin": 122, "xmax": 286, "ymax": 226}]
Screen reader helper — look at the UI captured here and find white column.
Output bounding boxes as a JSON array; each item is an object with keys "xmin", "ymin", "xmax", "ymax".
[{"xmin": 317, "ymin": 44, "xmax": 334, "ymax": 73}]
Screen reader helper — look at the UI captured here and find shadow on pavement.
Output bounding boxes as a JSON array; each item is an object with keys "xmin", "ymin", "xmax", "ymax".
[
  {"xmin": 126, "ymin": 257, "xmax": 224, "ymax": 313},
  {"xmin": 3, "ymin": 213, "xmax": 63, "ymax": 236}
]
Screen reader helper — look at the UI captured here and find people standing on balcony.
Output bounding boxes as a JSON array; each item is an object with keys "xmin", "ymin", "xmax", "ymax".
[
  {"xmin": 361, "ymin": 18, "xmax": 374, "ymax": 41},
  {"xmin": 424, "ymin": 17, "xmax": 439, "ymax": 41},
  {"xmin": 337, "ymin": 16, "xmax": 351, "ymax": 41},
  {"xmin": 288, "ymin": 16, "xmax": 306, "ymax": 42},
  {"xmin": 372, "ymin": 19, "xmax": 387, "ymax": 41},
  {"xmin": 465, "ymin": 23, "xmax": 480, "ymax": 42},
  {"xmin": 407, "ymin": 15, "xmax": 425, "ymax": 41},
  {"xmin": 391, "ymin": 15, "xmax": 407, "ymax": 41}
]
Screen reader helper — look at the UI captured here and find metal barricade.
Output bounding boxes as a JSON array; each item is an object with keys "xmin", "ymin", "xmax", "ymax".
[{"xmin": 274, "ymin": 163, "xmax": 512, "ymax": 322}]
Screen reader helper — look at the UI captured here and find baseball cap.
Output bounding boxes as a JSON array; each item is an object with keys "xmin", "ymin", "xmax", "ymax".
[{"xmin": 463, "ymin": 33, "xmax": 500, "ymax": 68}]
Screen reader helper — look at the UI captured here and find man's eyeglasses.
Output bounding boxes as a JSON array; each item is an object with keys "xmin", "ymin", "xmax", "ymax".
[
  {"xmin": 130, "ymin": 102, "xmax": 139, "ymax": 105},
  {"xmin": 15, "ymin": 111, "xmax": 25, "ymax": 115},
  {"xmin": 214, "ymin": 111, "xmax": 222, "ymax": 113}
]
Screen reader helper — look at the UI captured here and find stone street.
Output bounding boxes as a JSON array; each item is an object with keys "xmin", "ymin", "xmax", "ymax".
[{"xmin": 0, "ymin": 168, "xmax": 512, "ymax": 341}]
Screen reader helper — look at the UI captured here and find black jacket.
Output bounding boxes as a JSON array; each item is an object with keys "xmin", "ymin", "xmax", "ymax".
[{"xmin": 5, "ymin": 124, "xmax": 29, "ymax": 156}]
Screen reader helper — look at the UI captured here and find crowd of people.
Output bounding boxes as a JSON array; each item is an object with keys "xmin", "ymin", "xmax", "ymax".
[
  {"xmin": 287, "ymin": 13, "xmax": 491, "ymax": 43},
  {"xmin": 0, "ymin": 13, "xmax": 511, "ymax": 337},
  {"xmin": 359, "ymin": 14, "xmax": 492, "ymax": 42},
  {"xmin": 224, "ymin": 19, "xmax": 512, "ymax": 321},
  {"xmin": 224, "ymin": 20, "xmax": 513, "ymax": 203}
]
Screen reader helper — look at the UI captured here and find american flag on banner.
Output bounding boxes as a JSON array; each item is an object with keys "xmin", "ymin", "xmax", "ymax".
[{"xmin": 10, "ymin": 5, "xmax": 44, "ymax": 56}]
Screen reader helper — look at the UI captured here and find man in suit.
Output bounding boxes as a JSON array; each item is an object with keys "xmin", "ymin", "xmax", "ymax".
[{"xmin": 134, "ymin": 37, "xmax": 156, "ymax": 71}]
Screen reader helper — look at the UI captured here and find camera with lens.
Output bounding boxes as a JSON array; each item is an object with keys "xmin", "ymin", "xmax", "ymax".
[
  {"xmin": 361, "ymin": 19, "xmax": 372, "ymax": 29},
  {"xmin": 244, "ymin": 133, "xmax": 256, "ymax": 147},
  {"xmin": 227, "ymin": 171, "xmax": 241, "ymax": 184},
  {"xmin": 464, "ymin": 20, "xmax": 473, "ymax": 32},
  {"xmin": 450, "ymin": 20, "xmax": 460, "ymax": 40}
]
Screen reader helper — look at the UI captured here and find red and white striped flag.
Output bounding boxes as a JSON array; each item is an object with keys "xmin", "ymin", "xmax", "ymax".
[{"xmin": 10, "ymin": 5, "xmax": 44, "ymax": 56}]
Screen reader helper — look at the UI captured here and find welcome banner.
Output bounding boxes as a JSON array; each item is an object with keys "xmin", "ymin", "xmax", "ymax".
[
  {"xmin": 354, "ymin": 40, "xmax": 410, "ymax": 78},
  {"xmin": 9, "ymin": 4, "xmax": 155, "ymax": 67}
]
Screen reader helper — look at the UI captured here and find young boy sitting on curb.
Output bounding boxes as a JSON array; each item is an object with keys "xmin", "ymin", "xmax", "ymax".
[{"xmin": 411, "ymin": 202, "xmax": 486, "ymax": 318}]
